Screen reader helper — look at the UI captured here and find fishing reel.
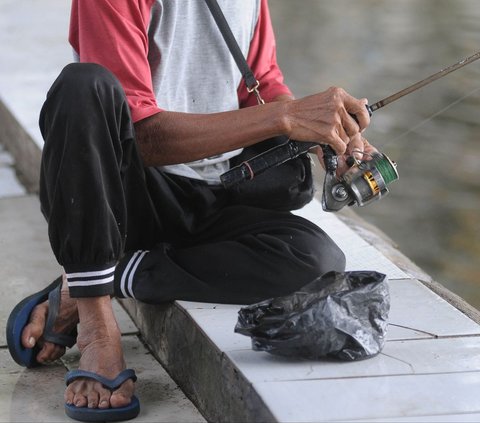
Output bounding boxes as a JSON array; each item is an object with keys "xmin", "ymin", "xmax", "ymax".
[
  {"xmin": 219, "ymin": 139, "xmax": 399, "ymax": 213},
  {"xmin": 321, "ymin": 145, "xmax": 399, "ymax": 212}
]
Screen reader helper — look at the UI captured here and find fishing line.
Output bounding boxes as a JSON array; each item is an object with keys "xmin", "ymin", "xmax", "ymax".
[{"xmin": 380, "ymin": 86, "xmax": 480, "ymax": 150}]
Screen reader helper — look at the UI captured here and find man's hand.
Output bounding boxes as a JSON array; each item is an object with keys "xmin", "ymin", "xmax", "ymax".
[
  {"xmin": 315, "ymin": 135, "xmax": 379, "ymax": 177},
  {"xmin": 134, "ymin": 86, "xmax": 372, "ymax": 168},
  {"xmin": 283, "ymin": 87, "xmax": 370, "ymax": 155}
]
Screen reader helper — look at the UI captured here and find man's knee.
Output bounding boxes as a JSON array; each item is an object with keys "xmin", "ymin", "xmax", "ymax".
[
  {"xmin": 56, "ymin": 62, "xmax": 120, "ymax": 93},
  {"xmin": 44, "ymin": 63, "xmax": 125, "ymax": 116},
  {"xmin": 256, "ymin": 221, "xmax": 346, "ymax": 299},
  {"xmin": 40, "ymin": 62, "xmax": 132, "ymax": 142}
]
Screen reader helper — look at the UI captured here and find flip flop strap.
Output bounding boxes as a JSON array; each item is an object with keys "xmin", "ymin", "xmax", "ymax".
[
  {"xmin": 65, "ymin": 369, "xmax": 137, "ymax": 390},
  {"xmin": 43, "ymin": 277, "xmax": 77, "ymax": 348}
]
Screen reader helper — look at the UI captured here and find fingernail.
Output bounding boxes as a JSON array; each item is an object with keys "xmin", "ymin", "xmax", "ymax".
[
  {"xmin": 28, "ymin": 337, "xmax": 35, "ymax": 347},
  {"xmin": 100, "ymin": 400, "xmax": 108, "ymax": 407}
]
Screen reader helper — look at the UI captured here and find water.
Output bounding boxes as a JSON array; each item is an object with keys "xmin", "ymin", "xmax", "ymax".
[{"xmin": 269, "ymin": 0, "xmax": 480, "ymax": 307}]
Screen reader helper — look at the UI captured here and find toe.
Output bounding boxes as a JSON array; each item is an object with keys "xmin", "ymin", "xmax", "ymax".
[
  {"xmin": 110, "ymin": 378, "xmax": 135, "ymax": 408},
  {"xmin": 73, "ymin": 392, "xmax": 88, "ymax": 408},
  {"xmin": 98, "ymin": 387, "xmax": 111, "ymax": 410},
  {"xmin": 21, "ymin": 304, "xmax": 47, "ymax": 348},
  {"xmin": 65, "ymin": 387, "xmax": 75, "ymax": 406},
  {"xmin": 87, "ymin": 391, "xmax": 99, "ymax": 409},
  {"xmin": 36, "ymin": 343, "xmax": 66, "ymax": 363}
]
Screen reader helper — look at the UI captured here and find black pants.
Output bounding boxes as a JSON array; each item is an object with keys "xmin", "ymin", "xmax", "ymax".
[{"xmin": 39, "ymin": 63, "xmax": 345, "ymax": 304}]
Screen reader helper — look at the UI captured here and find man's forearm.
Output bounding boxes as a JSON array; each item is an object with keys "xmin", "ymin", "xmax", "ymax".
[
  {"xmin": 134, "ymin": 87, "xmax": 371, "ymax": 167},
  {"xmin": 134, "ymin": 100, "xmax": 290, "ymax": 167}
]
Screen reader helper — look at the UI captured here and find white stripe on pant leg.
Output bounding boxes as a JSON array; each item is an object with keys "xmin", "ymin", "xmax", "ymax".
[
  {"xmin": 120, "ymin": 251, "xmax": 141, "ymax": 298},
  {"xmin": 67, "ymin": 275, "xmax": 115, "ymax": 287},
  {"xmin": 66, "ymin": 266, "xmax": 116, "ymax": 279},
  {"xmin": 126, "ymin": 250, "xmax": 148, "ymax": 299},
  {"xmin": 66, "ymin": 265, "xmax": 116, "ymax": 290}
]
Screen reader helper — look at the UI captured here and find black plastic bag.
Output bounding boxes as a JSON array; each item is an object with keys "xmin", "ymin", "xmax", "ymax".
[{"xmin": 235, "ymin": 271, "xmax": 390, "ymax": 361}]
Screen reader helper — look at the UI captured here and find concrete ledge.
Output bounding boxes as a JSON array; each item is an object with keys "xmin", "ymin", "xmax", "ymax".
[
  {"xmin": 0, "ymin": 99, "xmax": 41, "ymax": 193},
  {"xmin": 420, "ymin": 278, "xmax": 480, "ymax": 325},
  {"xmin": 117, "ymin": 198, "xmax": 480, "ymax": 422},
  {"xmin": 119, "ymin": 300, "xmax": 275, "ymax": 423},
  {"xmin": 119, "ymin": 279, "xmax": 480, "ymax": 421}
]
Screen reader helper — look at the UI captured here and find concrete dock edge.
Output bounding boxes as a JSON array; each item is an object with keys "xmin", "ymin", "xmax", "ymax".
[
  {"xmin": 0, "ymin": 98, "xmax": 41, "ymax": 194},
  {"xmin": 118, "ymin": 300, "xmax": 276, "ymax": 423}
]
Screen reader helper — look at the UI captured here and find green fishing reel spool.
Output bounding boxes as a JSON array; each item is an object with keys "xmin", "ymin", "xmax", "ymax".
[{"xmin": 322, "ymin": 149, "xmax": 399, "ymax": 212}]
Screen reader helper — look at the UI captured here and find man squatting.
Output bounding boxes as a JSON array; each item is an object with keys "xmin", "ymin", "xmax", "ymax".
[{"xmin": 17, "ymin": 0, "xmax": 374, "ymax": 418}]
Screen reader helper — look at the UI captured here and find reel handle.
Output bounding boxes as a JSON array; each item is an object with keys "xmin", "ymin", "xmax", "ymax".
[
  {"xmin": 321, "ymin": 145, "xmax": 337, "ymax": 173},
  {"xmin": 321, "ymin": 105, "xmax": 372, "ymax": 171}
]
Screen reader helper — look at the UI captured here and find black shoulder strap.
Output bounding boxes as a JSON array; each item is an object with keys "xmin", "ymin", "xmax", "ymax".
[{"xmin": 203, "ymin": 0, "xmax": 264, "ymax": 104}]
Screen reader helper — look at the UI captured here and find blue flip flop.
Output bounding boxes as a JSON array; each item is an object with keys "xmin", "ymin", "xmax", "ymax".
[
  {"xmin": 6, "ymin": 277, "xmax": 77, "ymax": 368},
  {"xmin": 65, "ymin": 369, "xmax": 140, "ymax": 422}
]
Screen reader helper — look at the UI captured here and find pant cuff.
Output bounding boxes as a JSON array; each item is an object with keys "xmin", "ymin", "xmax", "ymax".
[{"xmin": 64, "ymin": 263, "xmax": 116, "ymax": 298}]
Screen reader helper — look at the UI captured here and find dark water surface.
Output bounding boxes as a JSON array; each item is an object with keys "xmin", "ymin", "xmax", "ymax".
[{"xmin": 269, "ymin": 0, "xmax": 480, "ymax": 307}]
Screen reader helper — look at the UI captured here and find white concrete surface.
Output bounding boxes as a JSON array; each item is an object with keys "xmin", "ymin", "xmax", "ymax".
[{"xmin": 254, "ymin": 372, "xmax": 480, "ymax": 422}]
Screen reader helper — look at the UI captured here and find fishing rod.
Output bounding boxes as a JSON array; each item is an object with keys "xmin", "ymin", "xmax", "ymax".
[{"xmin": 220, "ymin": 51, "xmax": 480, "ymax": 212}]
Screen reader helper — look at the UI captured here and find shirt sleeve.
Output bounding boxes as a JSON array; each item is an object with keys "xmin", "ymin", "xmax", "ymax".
[
  {"xmin": 69, "ymin": 0, "xmax": 163, "ymax": 123},
  {"xmin": 238, "ymin": 0, "xmax": 293, "ymax": 108}
]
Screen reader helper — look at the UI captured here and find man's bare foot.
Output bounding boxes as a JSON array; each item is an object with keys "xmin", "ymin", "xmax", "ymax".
[
  {"xmin": 65, "ymin": 296, "xmax": 134, "ymax": 410},
  {"xmin": 21, "ymin": 274, "xmax": 79, "ymax": 363}
]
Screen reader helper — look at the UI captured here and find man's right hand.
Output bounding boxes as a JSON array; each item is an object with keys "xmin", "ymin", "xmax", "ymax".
[{"xmin": 283, "ymin": 87, "xmax": 371, "ymax": 155}]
